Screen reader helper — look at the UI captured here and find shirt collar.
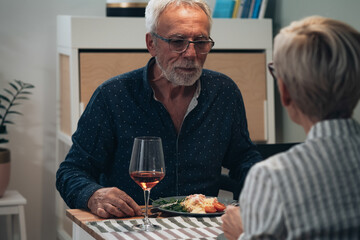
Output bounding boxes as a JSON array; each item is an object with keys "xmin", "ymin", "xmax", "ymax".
[
  {"xmin": 142, "ymin": 57, "xmax": 156, "ymax": 100},
  {"xmin": 306, "ymin": 118, "xmax": 360, "ymax": 140}
]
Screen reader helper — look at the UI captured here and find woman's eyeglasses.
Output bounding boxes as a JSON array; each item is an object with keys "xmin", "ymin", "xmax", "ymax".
[
  {"xmin": 151, "ymin": 32, "xmax": 215, "ymax": 54},
  {"xmin": 268, "ymin": 62, "xmax": 277, "ymax": 81}
]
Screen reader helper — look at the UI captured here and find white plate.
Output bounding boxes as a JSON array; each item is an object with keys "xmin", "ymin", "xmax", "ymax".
[{"xmin": 152, "ymin": 196, "xmax": 233, "ymax": 217}]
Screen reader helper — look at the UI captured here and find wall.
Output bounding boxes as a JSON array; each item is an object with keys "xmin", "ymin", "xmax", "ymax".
[
  {"xmin": 0, "ymin": 1, "xmax": 104, "ymax": 239},
  {"xmin": 268, "ymin": 0, "xmax": 360, "ymax": 142}
]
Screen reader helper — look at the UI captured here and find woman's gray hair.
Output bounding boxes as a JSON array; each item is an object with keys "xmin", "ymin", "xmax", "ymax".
[
  {"xmin": 274, "ymin": 16, "xmax": 360, "ymax": 120},
  {"xmin": 145, "ymin": 0, "xmax": 212, "ymax": 33}
]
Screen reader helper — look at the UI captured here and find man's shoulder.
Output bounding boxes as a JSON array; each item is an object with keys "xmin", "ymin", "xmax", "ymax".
[
  {"xmin": 202, "ymin": 69, "xmax": 233, "ymax": 81},
  {"xmin": 99, "ymin": 67, "xmax": 145, "ymax": 90},
  {"xmin": 201, "ymin": 69, "xmax": 238, "ymax": 89}
]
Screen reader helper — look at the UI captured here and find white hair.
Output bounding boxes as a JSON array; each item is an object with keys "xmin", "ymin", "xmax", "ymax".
[
  {"xmin": 145, "ymin": 0, "xmax": 212, "ymax": 33},
  {"xmin": 274, "ymin": 16, "xmax": 360, "ymax": 120}
]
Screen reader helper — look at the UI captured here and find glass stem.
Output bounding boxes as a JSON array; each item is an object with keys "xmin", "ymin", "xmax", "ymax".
[{"xmin": 143, "ymin": 189, "xmax": 151, "ymax": 226}]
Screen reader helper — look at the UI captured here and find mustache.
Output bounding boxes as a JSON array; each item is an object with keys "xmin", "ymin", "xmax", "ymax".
[{"xmin": 174, "ymin": 60, "xmax": 200, "ymax": 69}]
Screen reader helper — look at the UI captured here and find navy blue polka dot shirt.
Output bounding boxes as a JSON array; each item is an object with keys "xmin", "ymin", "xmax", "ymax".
[{"xmin": 56, "ymin": 58, "xmax": 262, "ymax": 210}]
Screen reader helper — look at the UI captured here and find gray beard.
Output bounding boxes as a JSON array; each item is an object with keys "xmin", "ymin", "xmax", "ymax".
[{"xmin": 155, "ymin": 57, "xmax": 202, "ymax": 86}]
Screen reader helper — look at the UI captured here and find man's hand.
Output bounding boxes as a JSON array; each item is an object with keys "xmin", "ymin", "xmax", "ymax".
[
  {"xmin": 221, "ymin": 205, "xmax": 243, "ymax": 240},
  {"xmin": 87, "ymin": 187, "xmax": 143, "ymax": 218}
]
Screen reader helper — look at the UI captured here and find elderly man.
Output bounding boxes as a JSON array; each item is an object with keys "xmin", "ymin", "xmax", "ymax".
[
  {"xmin": 56, "ymin": 0, "xmax": 262, "ymax": 219},
  {"xmin": 221, "ymin": 16, "xmax": 360, "ymax": 240}
]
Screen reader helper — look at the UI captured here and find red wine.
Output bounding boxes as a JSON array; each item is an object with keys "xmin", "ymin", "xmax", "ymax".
[{"xmin": 130, "ymin": 171, "xmax": 165, "ymax": 190}]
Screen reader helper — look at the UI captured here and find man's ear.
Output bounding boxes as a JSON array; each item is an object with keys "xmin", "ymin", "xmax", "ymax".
[
  {"xmin": 146, "ymin": 33, "xmax": 157, "ymax": 57},
  {"xmin": 277, "ymin": 79, "xmax": 292, "ymax": 107}
]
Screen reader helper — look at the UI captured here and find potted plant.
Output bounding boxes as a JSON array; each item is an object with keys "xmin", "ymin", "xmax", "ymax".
[{"xmin": 0, "ymin": 79, "xmax": 35, "ymax": 197}]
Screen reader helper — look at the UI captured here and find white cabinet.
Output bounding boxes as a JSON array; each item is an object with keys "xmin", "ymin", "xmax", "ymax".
[
  {"xmin": 57, "ymin": 16, "xmax": 274, "ymax": 143},
  {"xmin": 55, "ymin": 15, "xmax": 274, "ymax": 239}
]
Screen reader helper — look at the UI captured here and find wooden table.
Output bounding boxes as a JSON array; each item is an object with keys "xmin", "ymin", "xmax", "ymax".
[
  {"xmin": 67, "ymin": 209, "xmax": 104, "ymax": 240},
  {"xmin": 67, "ymin": 208, "xmax": 224, "ymax": 240},
  {"xmin": 67, "ymin": 208, "xmax": 170, "ymax": 240},
  {"xmin": 67, "ymin": 209, "xmax": 139, "ymax": 240}
]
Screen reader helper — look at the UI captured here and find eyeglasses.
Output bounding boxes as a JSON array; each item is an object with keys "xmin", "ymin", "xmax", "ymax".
[
  {"xmin": 268, "ymin": 62, "xmax": 277, "ymax": 81},
  {"xmin": 151, "ymin": 32, "xmax": 215, "ymax": 54}
]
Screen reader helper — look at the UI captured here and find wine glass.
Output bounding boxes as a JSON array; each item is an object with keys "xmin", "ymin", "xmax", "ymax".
[{"xmin": 129, "ymin": 136, "xmax": 166, "ymax": 231}]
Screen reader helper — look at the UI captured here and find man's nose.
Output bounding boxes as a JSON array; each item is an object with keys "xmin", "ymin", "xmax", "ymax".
[{"xmin": 183, "ymin": 42, "xmax": 197, "ymax": 56}]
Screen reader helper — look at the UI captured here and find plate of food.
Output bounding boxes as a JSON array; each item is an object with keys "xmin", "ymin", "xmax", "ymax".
[{"xmin": 152, "ymin": 194, "xmax": 233, "ymax": 216}]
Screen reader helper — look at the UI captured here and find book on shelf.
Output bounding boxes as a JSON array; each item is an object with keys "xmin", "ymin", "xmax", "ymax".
[
  {"xmin": 232, "ymin": 0, "xmax": 241, "ymax": 18},
  {"xmin": 234, "ymin": 0, "xmax": 267, "ymax": 19},
  {"xmin": 248, "ymin": 0, "xmax": 256, "ymax": 18},
  {"xmin": 240, "ymin": 0, "xmax": 252, "ymax": 18},
  {"xmin": 213, "ymin": 0, "xmax": 236, "ymax": 18},
  {"xmin": 234, "ymin": 0, "xmax": 245, "ymax": 18},
  {"xmin": 258, "ymin": 0, "xmax": 268, "ymax": 18},
  {"xmin": 251, "ymin": 0, "xmax": 262, "ymax": 18}
]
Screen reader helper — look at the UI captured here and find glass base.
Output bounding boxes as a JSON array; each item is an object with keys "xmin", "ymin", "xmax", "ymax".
[{"xmin": 132, "ymin": 223, "xmax": 162, "ymax": 231}]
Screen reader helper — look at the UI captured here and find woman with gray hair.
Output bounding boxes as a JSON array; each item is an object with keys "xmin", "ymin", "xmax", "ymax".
[{"xmin": 221, "ymin": 16, "xmax": 360, "ymax": 240}]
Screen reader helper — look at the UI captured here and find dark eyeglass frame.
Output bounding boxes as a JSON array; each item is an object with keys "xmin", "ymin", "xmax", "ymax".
[
  {"xmin": 268, "ymin": 62, "xmax": 277, "ymax": 81},
  {"xmin": 151, "ymin": 32, "xmax": 215, "ymax": 54}
]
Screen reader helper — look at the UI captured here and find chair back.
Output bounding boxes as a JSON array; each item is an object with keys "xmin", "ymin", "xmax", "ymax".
[
  {"xmin": 220, "ymin": 142, "xmax": 300, "ymax": 200},
  {"xmin": 257, "ymin": 142, "xmax": 300, "ymax": 159}
]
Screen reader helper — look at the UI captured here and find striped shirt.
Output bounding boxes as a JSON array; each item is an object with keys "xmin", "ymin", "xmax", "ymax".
[{"xmin": 239, "ymin": 118, "xmax": 360, "ymax": 240}]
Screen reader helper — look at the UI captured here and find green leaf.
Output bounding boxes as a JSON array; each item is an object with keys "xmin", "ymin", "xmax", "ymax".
[
  {"xmin": 14, "ymin": 79, "xmax": 23, "ymax": 86},
  {"xmin": 0, "ymin": 125, "xmax": 6, "ymax": 134},
  {"xmin": 14, "ymin": 80, "xmax": 34, "ymax": 89},
  {"xmin": 0, "ymin": 79, "xmax": 35, "ymax": 144},
  {"xmin": 4, "ymin": 89, "xmax": 14, "ymax": 96},
  {"xmin": 14, "ymin": 96, "xmax": 29, "ymax": 100},
  {"xmin": 0, "ymin": 95, "xmax": 10, "ymax": 103},
  {"xmin": 24, "ymin": 84, "xmax": 35, "ymax": 89},
  {"xmin": 18, "ymin": 91, "xmax": 33, "ymax": 95},
  {"xmin": 7, "ymin": 111, "xmax": 22, "ymax": 115},
  {"xmin": 9, "ymin": 82, "xmax": 19, "ymax": 91}
]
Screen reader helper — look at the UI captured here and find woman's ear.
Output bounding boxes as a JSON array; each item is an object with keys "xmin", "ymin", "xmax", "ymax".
[
  {"xmin": 278, "ymin": 78, "xmax": 310, "ymax": 128},
  {"xmin": 277, "ymin": 79, "xmax": 292, "ymax": 107},
  {"xmin": 146, "ymin": 33, "xmax": 157, "ymax": 57}
]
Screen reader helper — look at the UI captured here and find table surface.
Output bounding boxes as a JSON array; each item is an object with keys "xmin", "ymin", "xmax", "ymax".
[
  {"xmin": 67, "ymin": 207, "xmax": 161, "ymax": 222},
  {"xmin": 0, "ymin": 190, "xmax": 27, "ymax": 206},
  {"xmin": 67, "ymin": 207, "xmax": 168, "ymax": 240},
  {"xmin": 67, "ymin": 207, "xmax": 225, "ymax": 240}
]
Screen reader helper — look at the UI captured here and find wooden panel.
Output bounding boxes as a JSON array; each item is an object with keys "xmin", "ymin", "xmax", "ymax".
[
  {"xmin": 204, "ymin": 52, "xmax": 266, "ymax": 141},
  {"xmin": 59, "ymin": 54, "xmax": 71, "ymax": 136},
  {"xmin": 79, "ymin": 52, "xmax": 150, "ymax": 107}
]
